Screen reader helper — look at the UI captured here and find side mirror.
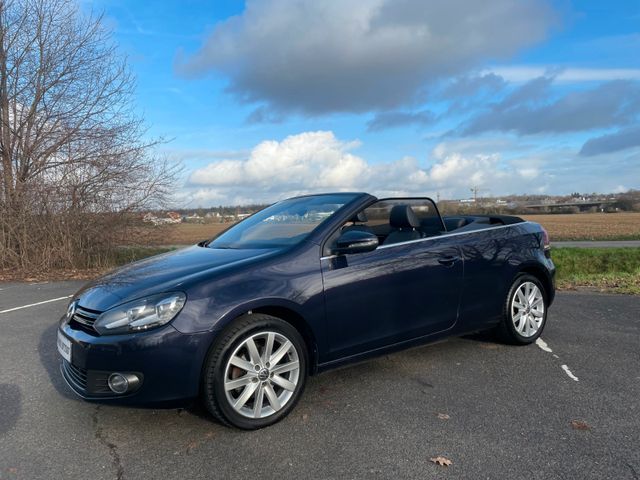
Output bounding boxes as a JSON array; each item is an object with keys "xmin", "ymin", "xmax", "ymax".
[{"xmin": 333, "ymin": 230, "xmax": 379, "ymax": 255}]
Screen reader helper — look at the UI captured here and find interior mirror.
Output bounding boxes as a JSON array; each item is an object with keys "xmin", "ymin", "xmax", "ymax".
[{"xmin": 333, "ymin": 230, "xmax": 379, "ymax": 255}]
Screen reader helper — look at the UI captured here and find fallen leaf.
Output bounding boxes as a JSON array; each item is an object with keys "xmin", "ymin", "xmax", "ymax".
[
  {"xmin": 185, "ymin": 441, "xmax": 198, "ymax": 454},
  {"xmin": 437, "ymin": 413, "xmax": 450, "ymax": 420},
  {"xmin": 430, "ymin": 456, "xmax": 452, "ymax": 467},
  {"xmin": 570, "ymin": 420, "xmax": 590, "ymax": 430},
  {"xmin": 302, "ymin": 413, "xmax": 309, "ymax": 422}
]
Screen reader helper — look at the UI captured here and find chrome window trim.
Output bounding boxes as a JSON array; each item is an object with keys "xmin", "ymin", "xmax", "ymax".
[{"xmin": 320, "ymin": 221, "xmax": 533, "ymax": 260}]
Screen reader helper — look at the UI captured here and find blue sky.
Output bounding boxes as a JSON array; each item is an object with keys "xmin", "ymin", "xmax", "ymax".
[{"xmin": 86, "ymin": 0, "xmax": 640, "ymax": 206}]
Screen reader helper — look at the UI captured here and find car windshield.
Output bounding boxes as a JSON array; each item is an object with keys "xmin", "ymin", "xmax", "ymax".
[{"xmin": 208, "ymin": 194, "xmax": 359, "ymax": 249}]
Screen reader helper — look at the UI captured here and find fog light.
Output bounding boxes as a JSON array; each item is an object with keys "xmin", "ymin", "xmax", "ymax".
[{"xmin": 107, "ymin": 373, "xmax": 140, "ymax": 394}]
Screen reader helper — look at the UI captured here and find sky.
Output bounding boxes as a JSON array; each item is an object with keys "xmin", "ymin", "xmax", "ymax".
[{"xmin": 85, "ymin": 0, "xmax": 640, "ymax": 206}]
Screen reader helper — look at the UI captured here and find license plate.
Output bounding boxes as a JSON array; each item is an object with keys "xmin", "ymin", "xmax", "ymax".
[{"xmin": 57, "ymin": 331, "xmax": 72, "ymax": 362}]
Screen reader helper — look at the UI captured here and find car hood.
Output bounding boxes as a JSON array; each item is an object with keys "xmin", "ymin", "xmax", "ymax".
[{"xmin": 74, "ymin": 245, "xmax": 278, "ymax": 312}]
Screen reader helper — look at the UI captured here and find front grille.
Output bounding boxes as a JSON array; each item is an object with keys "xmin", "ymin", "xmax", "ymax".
[
  {"xmin": 69, "ymin": 305, "xmax": 101, "ymax": 335},
  {"xmin": 62, "ymin": 360, "xmax": 88, "ymax": 391},
  {"xmin": 62, "ymin": 360, "xmax": 112, "ymax": 395}
]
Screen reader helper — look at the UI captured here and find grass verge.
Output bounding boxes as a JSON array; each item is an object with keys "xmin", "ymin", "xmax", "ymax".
[{"xmin": 552, "ymin": 247, "xmax": 640, "ymax": 294}]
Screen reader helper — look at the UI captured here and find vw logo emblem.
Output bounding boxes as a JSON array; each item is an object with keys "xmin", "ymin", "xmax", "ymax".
[{"xmin": 257, "ymin": 368, "xmax": 269, "ymax": 381}]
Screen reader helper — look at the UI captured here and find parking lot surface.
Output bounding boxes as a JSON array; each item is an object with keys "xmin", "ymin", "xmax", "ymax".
[{"xmin": 1, "ymin": 281, "xmax": 639, "ymax": 479}]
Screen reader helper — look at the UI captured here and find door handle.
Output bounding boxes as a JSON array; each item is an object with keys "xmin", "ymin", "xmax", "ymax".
[{"xmin": 437, "ymin": 255, "xmax": 459, "ymax": 266}]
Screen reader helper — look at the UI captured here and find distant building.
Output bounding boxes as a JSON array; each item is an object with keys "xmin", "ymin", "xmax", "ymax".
[
  {"xmin": 183, "ymin": 212, "xmax": 204, "ymax": 224},
  {"xmin": 143, "ymin": 211, "xmax": 182, "ymax": 225}
]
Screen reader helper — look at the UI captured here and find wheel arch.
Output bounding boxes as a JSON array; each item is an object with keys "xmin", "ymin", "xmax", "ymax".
[
  {"xmin": 250, "ymin": 305, "xmax": 318, "ymax": 375},
  {"xmin": 213, "ymin": 299, "xmax": 319, "ymax": 376},
  {"xmin": 517, "ymin": 263, "xmax": 555, "ymax": 305}
]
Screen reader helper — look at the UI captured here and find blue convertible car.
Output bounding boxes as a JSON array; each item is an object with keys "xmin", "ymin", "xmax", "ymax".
[{"xmin": 58, "ymin": 193, "xmax": 555, "ymax": 429}]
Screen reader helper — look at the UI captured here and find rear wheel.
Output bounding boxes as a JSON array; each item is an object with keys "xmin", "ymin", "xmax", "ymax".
[
  {"xmin": 202, "ymin": 314, "xmax": 307, "ymax": 429},
  {"xmin": 496, "ymin": 274, "xmax": 548, "ymax": 344}
]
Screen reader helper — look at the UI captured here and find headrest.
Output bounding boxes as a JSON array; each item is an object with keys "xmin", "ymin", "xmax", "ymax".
[
  {"xmin": 349, "ymin": 211, "xmax": 368, "ymax": 223},
  {"xmin": 389, "ymin": 205, "xmax": 420, "ymax": 229}
]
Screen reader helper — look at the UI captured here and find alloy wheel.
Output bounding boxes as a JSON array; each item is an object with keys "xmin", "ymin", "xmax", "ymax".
[
  {"xmin": 511, "ymin": 281, "xmax": 545, "ymax": 337},
  {"xmin": 223, "ymin": 331, "xmax": 300, "ymax": 419}
]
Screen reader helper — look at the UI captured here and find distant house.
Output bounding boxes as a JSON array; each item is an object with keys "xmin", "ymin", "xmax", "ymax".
[
  {"xmin": 143, "ymin": 212, "xmax": 157, "ymax": 223},
  {"xmin": 183, "ymin": 212, "xmax": 204, "ymax": 224},
  {"xmin": 143, "ymin": 211, "xmax": 182, "ymax": 225}
]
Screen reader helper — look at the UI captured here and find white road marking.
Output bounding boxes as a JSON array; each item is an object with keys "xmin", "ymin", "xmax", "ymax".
[
  {"xmin": 535, "ymin": 338, "xmax": 553, "ymax": 353},
  {"xmin": 535, "ymin": 337, "xmax": 581, "ymax": 382},
  {"xmin": 0, "ymin": 295, "xmax": 72, "ymax": 314},
  {"xmin": 561, "ymin": 365, "xmax": 579, "ymax": 382}
]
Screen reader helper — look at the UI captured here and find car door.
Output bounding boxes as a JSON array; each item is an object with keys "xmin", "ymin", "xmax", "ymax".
[{"xmin": 320, "ymin": 234, "xmax": 464, "ymax": 361}]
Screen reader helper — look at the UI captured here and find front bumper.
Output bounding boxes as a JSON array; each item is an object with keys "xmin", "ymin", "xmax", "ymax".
[{"xmin": 58, "ymin": 318, "xmax": 216, "ymax": 405}]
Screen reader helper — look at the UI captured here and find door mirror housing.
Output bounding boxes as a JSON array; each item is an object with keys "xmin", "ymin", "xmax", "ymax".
[{"xmin": 333, "ymin": 230, "xmax": 379, "ymax": 255}]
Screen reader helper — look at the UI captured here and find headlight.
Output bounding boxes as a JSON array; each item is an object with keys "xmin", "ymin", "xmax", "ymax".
[{"xmin": 93, "ymin": 293, "xmax": 186, "ymax": 335}]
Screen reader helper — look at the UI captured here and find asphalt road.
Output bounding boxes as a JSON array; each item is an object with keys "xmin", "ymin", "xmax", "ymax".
[{"xmin": 0, "ymin": 282, "xmax": 638, "ymax": 480}]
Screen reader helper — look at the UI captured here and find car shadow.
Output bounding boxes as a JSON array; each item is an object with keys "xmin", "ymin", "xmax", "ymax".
[
  {"xmin": 0, "ymin": 383, "xmax": 21, "ymax": 435},
  {"xmin": 462, "ymin": 330, "xmax": 502, "ymax": 343}
]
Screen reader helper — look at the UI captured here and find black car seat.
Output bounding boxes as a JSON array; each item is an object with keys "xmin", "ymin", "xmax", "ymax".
[
  {"xmin": 383, "ymin": 205, "xmax": 424, "ymax": 245},
  {"xmin": 420, "ymin": 216, "xmax": 445, "ymax": 237},
  {"xmin": 443, "ymin": 216, "xmax": 468, "ymax": 232},
  {"xmin": 341, "ymin": 211, "xmax": 374, "ymax": 234}
]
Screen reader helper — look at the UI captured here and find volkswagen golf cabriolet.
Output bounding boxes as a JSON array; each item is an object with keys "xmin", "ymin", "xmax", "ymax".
[{"xmin": 57, "ymin": 193, "xmax": 555, "ymax": 429}]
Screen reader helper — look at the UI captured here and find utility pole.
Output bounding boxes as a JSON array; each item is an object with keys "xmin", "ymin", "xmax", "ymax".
[
  {"xmin": 470, "ymin": 186, "xmax": 488, "ymax": 202},
  {"xmin": 470, "ymin": 186, "xmax": 479, "ymax": 202}
]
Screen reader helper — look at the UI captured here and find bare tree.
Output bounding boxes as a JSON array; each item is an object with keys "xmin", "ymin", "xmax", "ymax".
[{"xmin": 0, "ymin": 0, "xmax": 177, "ymax": 271}]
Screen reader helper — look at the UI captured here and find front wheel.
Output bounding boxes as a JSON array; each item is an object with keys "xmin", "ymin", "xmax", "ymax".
[
  {"xmin": 497, "ymin": 274, "xmax": 548, "ymax": 344},
  {"xmin": 202, "ymin": 314, "xmax": 307, "ymax": 429}
]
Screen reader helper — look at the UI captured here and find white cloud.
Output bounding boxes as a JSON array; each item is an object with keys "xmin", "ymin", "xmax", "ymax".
[
  {"xmin": 518, "ymin": 167, "xmax": 540, "ymax": 180},
  {"xmin": 489, "ymin": 66, "xmax": 640, "ymax": 83},
  {"xmin": 183, "ymin": 131, "xmax": 551, "ymax": 205},
  {"xmin": 179, "ymin": 131, "xmax": 640, "ymax": 206},
  {"xmin": 189, "ymin": 131, "xmax": 367, "ymax": 189}
]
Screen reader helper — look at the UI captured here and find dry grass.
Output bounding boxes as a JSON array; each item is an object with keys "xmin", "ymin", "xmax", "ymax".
[
  {"xmin": 133, "ymin": 223, "xmax": 232, "ymax": 246},
  {"xmin": 521, "ymin": 213, "xmax": 640, "ymax": 241}
]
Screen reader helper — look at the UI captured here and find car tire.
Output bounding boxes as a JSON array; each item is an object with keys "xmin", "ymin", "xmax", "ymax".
[
  {"xmin": 202, "ymin": 313, "xmax": 307, "ymax": 429},
  {"xmin": 495, "ymin": 274, "xmax": 548, "ymax": 345}
]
